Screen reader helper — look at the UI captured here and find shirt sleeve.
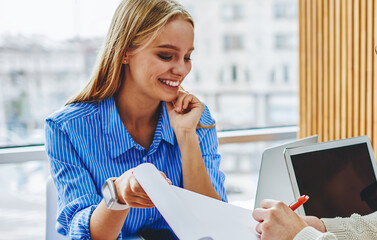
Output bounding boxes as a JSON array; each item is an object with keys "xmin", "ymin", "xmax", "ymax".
[
  {"xmin": 294, "ymin": 227, "xmax": 338, "ymax": 240},
  {"xmin": 45, "ymin": 119, "xmax": 110, "ymax": 239},
  {"xmin": 196, "ymin": 105, "xmax": 228, "ymax": 203},
  {"xmin": 322, "ymin": 212, "xmax": 377, "ymax": 240}
]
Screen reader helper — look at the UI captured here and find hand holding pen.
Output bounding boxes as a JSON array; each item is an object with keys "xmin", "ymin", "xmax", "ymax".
[
  {"xmin": 289, "ymin": 195, "xmax": 309, "ymax": 211},
  {"xmin": 252, "ymin": 196, "xmax": 310, "ymax": 239}
]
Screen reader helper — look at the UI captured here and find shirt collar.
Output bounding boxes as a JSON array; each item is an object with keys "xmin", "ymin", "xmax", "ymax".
[
  {"xmin": 159, "ymin": 102, "xmax": 175, "ymax": 146},
  {"xmin": 99, "ymin": 97, "xmax": 175, "ymax": 159}
]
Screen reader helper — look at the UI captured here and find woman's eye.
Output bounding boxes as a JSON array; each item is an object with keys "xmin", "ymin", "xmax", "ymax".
[
  {"xmin": 158, "ymin": 54, "xmax": 172, "ymax": 60},
  {"xmin": 184, "ymin": 56, "xmax": 192, "ymax": 61}
]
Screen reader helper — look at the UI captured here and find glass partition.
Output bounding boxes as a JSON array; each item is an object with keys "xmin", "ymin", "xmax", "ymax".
[{"xmin": 0, "ymin": 160, "xmax": 49, "ymax": 240}]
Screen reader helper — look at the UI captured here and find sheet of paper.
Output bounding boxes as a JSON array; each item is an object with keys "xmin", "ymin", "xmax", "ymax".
[
  {"xmin": 133, "ymin": 163, "xmax": 204, "ymax": 239},
  {"xmin": 172, "ymin": 186, "xmax": 259, "ymax": 239},
  {"xmin": 133, "ymin": 163, "xmax": 260, "ymax": 240}
]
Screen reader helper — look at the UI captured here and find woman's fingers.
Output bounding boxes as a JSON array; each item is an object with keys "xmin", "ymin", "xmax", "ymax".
[
  {"xmin": 260, "ymin": 199, "xmax": 280, "ymax": 209},
  {"xmin": 173, "ymin": 90, "xmax": 188, "ymax": 112},
  {"xmin": 159, "ymin": 171, "xmax": 172, "ymax": 185},
  {"xmin": 127, "ymin": 201, "xmax": 155, "ymax": 209},
  {"xmin": 115, "ymin": 168, "xmax": 159, "ymax": 208},
  {"xmin": 126, "ymin": 193, "xmax": 155, "ymax": 208},
  {"xmin": 252, "ymin": 208, "xmax": 268, "ymax": 222},
  {"xmin": 126, "ymin": 183, "xmax": 154, "ymax": 208},
  {"xmin": 118, "ymin": 170, "xmax": 172, "ymax": 209},
  {"xmin": 173, "ymin": 90, "xmax": 198, "ymax": 112},
  {"xmin": 182, "ymin": 93, "xmax": 194, "ymax": 110},
  {"xmin": 255, "ymin": 222, "xmax": 263, "ymax": 235},
  {"xmin": 128, "ymin": 176, "xmax": 151, "ymax": 200},
  {"xmin": 127, "ymin": 198, "xmax": 155, "ymax": 208}
]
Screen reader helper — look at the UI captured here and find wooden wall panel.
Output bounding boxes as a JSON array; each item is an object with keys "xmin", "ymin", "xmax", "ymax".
[
  {"xmin": 299, "ymin": 0, "xmax": 376, "ymax": 153},
  {"xmin": 317, "ymin": 0, "xmax": 323, "ymax": 141},
  {"xmin": 353, "ymin": 0, "xmax": 360, "ymax": 137},
  {"xmin": 367, "ymin": 0, "xmax": 374, "ymax": 142},
  {"xmin": 374, "ymin": 0, "xmax": 377, "ymax": 152},
  {"xmin": 323, "ymin": 0, "xmax": 329, "ymax": 142},
  {"xmin": 340, "ymin": 0, "xmax": 347, "ymax": 139},
  {"xmin": 347, "ymin": 0, "xmax": 354, "ymax": 139}
]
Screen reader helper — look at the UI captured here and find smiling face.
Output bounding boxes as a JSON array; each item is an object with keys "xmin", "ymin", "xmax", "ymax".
[{"xmin": 123, "ymin": 16, "xmax": 194, "ymax": 103}]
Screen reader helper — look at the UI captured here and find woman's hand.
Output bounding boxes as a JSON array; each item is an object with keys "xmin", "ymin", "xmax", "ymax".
[
  {"xmin": 166, "ymin": 90, "xmax": 204, "ymax": 134},
  {"xmin": 300, "ymin": 216, "xmax": 327, "ymax": 233},
  {"xmin": 114, "ymin": 168, "xmax": 172, "ymax": 208},
  {"xmin": 252, "ymin": 199, "xmax": 308, "ymax": 240}
]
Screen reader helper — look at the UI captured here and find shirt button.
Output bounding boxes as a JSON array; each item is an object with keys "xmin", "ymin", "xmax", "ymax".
[{"xmin": 142, "ymin": 156, "xmax": 147, "ymax": 162}]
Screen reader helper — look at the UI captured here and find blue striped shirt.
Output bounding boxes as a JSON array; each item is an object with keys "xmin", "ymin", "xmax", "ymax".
[{"xmin": 44, "ymin": 97, "xmax": 227, "ymax": 239}]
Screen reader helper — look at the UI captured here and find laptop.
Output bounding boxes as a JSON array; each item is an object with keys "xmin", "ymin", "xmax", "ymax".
[
  {"xmin": 254, "ymin": 135, "xmax": 318, "ymax": 209},
  {"xmin": 285, "ymin": 136, "xmax": 377, "ymax": 218}
]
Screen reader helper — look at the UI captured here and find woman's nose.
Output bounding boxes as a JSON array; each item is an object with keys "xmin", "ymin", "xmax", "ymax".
[{"xmin": 171, "ymin": 59, "xmax": 190, "ymax": 77}]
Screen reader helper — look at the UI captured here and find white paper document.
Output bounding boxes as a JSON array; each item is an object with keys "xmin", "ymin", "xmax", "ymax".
[{"xmin": 133, "ymin": 163, "xmax": 260, "ymax": 240}]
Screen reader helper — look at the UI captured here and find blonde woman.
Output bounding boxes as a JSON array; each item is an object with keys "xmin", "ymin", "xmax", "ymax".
[{"xmin": 45, "ymin": 0, "xmax": 227, "ymax": 239}]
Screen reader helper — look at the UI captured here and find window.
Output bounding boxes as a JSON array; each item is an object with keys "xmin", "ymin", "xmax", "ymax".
[
  {"xmin": 274, "ymin": 2, "xmax": 298, "ymax": 19},
  {"xmin": 221, "ymin": 4, "xmax": 244, "ymax": 21},
  {"xmin": 269, "ymin": 66, "xmax": 292, "ymax": 85},
  {"xmin": 275, "ymin": 33, "xmax": 298, "ymax": 50},
  {"xmin": 270, "ymin": 70, "xmax": 276, "ymax": 83},
  {"xmin": 223, "ymin": 34, "xmax": 244, "ymax": 51},
  {"xmin": 245, "ymin": 69, "xmax": 251, "ymax": 83},
  {"xmin": 283, "ymin": 64, "xmax": 289, "ymax": 83},
  {"xmin": 267, "ymin": 93, "xmax": 298, "ymax": 125},
  {"xmin": 231, "ymin": 65, "xmax": 237, "ymax": 82}
]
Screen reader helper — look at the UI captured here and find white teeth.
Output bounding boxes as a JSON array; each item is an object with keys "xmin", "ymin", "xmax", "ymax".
[{"xmin": 159, "ymin": 79, "xmax": 180, "ymax": 87}]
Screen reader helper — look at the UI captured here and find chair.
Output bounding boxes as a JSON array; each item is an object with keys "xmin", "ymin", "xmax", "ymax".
[{"xmin": 46, "ymin": 176, "xmax": 68, "ymax": 240}]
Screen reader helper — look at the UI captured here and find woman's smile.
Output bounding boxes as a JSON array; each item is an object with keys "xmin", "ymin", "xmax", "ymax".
[{"xmin": 158, "ymin": 78, "xmax": 181, "ymax": 88}]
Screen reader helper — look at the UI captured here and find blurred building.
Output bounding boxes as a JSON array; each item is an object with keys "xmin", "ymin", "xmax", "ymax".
[
  {"xmin": 0, "ymin": 0, "xmax": 298, "ymax": 146},
  {"xmin": 181, "ymin": 0, "xmax": 298, "ymax": 129},
  {"xmin": 0, "ymin": 35, "xmax": 101, "ymax": 146}
]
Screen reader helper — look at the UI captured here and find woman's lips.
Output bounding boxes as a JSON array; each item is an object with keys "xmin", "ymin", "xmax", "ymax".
[{"xmin": 158, "ymin": 78, "xmax": 180, "ymax": 87}]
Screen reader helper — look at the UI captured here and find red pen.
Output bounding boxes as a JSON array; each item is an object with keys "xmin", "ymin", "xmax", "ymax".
[{"xmin": 289, "ymin": 195, "xmax": 309, "ymax": 211}]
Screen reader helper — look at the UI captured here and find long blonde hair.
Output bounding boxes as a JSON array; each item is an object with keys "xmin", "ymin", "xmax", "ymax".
[{"xmin": 66, "ymin": 0, "xmax": 194, "ymax": 105}]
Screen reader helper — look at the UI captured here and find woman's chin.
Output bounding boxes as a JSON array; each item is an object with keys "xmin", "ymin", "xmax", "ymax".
[
  {"xmin": 159, "ymin": 92, "xmax": 179, "ymax": 103},
  {"xmin": 162, "ymin": 96, "xmax": 178, "ymax": 103}
]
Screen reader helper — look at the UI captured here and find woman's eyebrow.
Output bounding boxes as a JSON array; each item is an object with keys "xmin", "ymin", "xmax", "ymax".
[{"xmin": 156, "ymin": 44, "xmax": 194, "ymax": 52}]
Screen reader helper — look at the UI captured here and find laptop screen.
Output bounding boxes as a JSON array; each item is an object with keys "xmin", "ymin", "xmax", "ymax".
[{"xmin": 291, "ymin": 143, "xmax": 377, "ymax": 218}]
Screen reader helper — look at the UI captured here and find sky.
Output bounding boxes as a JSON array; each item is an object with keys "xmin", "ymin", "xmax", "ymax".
[{"xmin": 0, "ymin": 0, "xmax": 121, "ymax": 40}]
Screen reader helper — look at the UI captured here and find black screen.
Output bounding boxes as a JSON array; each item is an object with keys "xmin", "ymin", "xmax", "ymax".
[{"xmin": 291, "ymin": 143, "xmax": 377, "ymax": 218}]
